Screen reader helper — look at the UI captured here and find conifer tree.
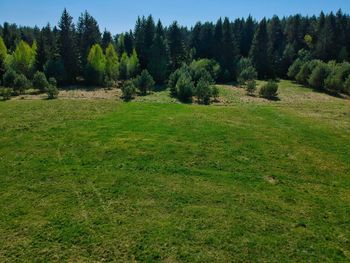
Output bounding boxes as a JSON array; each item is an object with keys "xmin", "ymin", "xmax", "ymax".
[
  {"xmin": 105, "ymin": 43, "xmax": 119, "ymax": 81},
  {"xmin": 250, "ymin": 18, "xmax": 270, "ymax": 79},
  {"xmin": 58, "ymin": 8, "xmax": 79, "ymax": 82},
  {"xmin": 168, "ymin": 21, "xmax": 187, "ymax": 70},
  {"xmin": 85, "ymin": 44, "xmax": 106, "ymax": 85},
  {"xmin": 0, "ymin": 36, "xmax": 7, "ymax": 79}
]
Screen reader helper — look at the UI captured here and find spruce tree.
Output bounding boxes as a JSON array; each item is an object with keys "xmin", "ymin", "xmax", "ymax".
[
  {"xmin": 168, "ymin": 21, "xmax": 187, "ymax": 70},
  {"xmin": 58, "ymin": 8, "xmax": 79, "ymax": 83},
  {"xmin": 250, "ymin": 18, "xmax": 270, "ymax": 79},
  {"xmin": 101, "ymin": 29, "xmax": 113, "ymax": 50}
]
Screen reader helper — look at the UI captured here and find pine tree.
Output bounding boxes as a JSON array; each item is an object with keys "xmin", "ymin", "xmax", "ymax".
[
  {"xmin": 134, "ymin": 16, "xmax": 147, "ymax": 69},
  {"xmin": 58, "ymin": 8, "xmax": 79, "ymax": 83},
  {"xmin": 128, "ymin": 49, "xmax": 140, "ymax": 78},
  {"xmin": 213, "ymin": 18, "xmax": 223, "ymax": 64},
  {"xmin": 119, "ymin": 52, "xmax": 129, "ymax": 80},
  {"xmin": 250, "ymin": 18, "xmax": 270, "ymax": 79},
  {"xmin": 267, "ymin": 16, "xmax": 285, "ymax": 77}
]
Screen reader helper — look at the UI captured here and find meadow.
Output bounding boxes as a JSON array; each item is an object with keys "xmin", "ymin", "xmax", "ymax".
[{"xmin": 0, "ymin": 81, "xmax": 349, "ymax": 262}]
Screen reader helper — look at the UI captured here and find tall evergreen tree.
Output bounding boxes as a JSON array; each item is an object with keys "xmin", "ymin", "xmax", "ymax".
[
  {"xmin": 221, "ymin": 17, "xmax": 239, "ymax": 81},
  {"xmin": 268, "ymin": 16, "xmax": 285, "ymax": 77},
  {"xmin": 101, "ymin": 29, "xmax": 113, "ymax": 50},
  {"xmin": 168, "ymin": 21, "xmax": 187, "ymax": 70},
  {"xmin": 124, "ymin": 30, "xmax": 134, "ymax": 56},
  {"xmin": 58, "ymin": 8, "xmax": 79, "ymax": 82},
  {"xmin": 241, "ymin": 15, "xmax": 256, "ymax": 57},
  {"xmin": 76, "ymin": 11, "xmax": 101, "ymax": 73},
  {"xmin": 213, "ymin": 18, "xmax": 224, "ymax": 63},
  {"xmin": 148, "ymin": 21, "xmax": 170, "ymax": 84},
  {"xmin": 250, "ymin": 18, "xmax": 270, "ymax": 79},
  {"xmin": 105, "ymin": 43, "xmax": 119, "ymax": 81},
  {"xmin": 0, "ymin": 36, "xmax": 7, "ymax": 79}
]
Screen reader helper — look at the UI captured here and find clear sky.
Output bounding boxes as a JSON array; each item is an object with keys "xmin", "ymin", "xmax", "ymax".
[{"xmin": 0, "ymin": 0, "xmax": 349, "ymax": 34}]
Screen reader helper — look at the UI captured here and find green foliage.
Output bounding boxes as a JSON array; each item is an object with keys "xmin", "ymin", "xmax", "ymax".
[
  {"xmin": 3, "ymin": 69, "xmax": 17, "ymax": 88},
  {"xmin": 148, "ymin": 32, "xmax": 169, "ymax": 84},
  {"xmin": 134, "ymin": 70, "xmax": 155, "ymax": 95},
  {"xmin": 13, "ymin": 73, "xmax": 30, "ymax": 94},
  {"xmin": 195, "ymin": 78, "xmax": 212, "ymax": 104},
  {"xmin": 0, "ymin": 36, "xmax": 7, "ymax": 79},
  {"xmin": 246, "ymin": 80, "xmax": 257, "ymax": 95},
  {"xmin": 0, "ymin": 87, "xmax": 13, "ymax": 100},
  {"xmin": 46, "ymin": 78, "xmax": 59, "ymax": 99},
  {"xmin": 119, "ymin": 52, "xmax": 129, "ymax": 80},
  {"xmin": 259, "ymin": 80, "xmax": 278, "ymax": 99},
  {"xmin": 44, "ymin": 58, "xmax": 66, "ymax": 84},
  {"xmin": 237, "ymin": 58, "xmax": 257, "ymax": 86},
  {"xmin": 308, "ymin": 63, "xmax": 330, "ymax": 90},
  {"xmin": 175, "ymin": 71, "xmax": 194, "ymax": 102},
  {"xmin": 190, "ymin": 59, "xmax": 220, "ymax": 82},
  {"xmin": 295, "ymin": 62, "xmax": 312, "ymax": 85},
  {"xmin": 121, "ymin": 80, "xmax": 136, "ymax": 101},
  {"xmin": 287, "ymin": 59, "xmax": 303, "ymax": 79},
  {"xmin": 128, "ymin": 49, "xmax": 140, "ymax": 78},
  {"xmin": 344, "ymin": 76, "xmax": 350, "ymax": 95},
  {"xmin": 33, "ymin": 71, "xmax": 49, "ymax": 92},
  {"xmin": 324, "ymin": 62, "xmax": 350, "ymax": 93},
  {"xmin": 105, "ymin": 43, "xmax": 119, "ymax": 81},
  {"xmin": 86, "ymin": 44, "xmax": 106, "ymax": 85},
  {"xmin": 7, "ymin": 40, "xmax": 36, "ymax": 78},
  {"xmin": 211, "ymin": 86, "xmax": 219, "ymax": 101}
]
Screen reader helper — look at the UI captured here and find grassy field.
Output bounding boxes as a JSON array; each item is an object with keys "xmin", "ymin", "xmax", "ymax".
[{"xmin": 0, "ymin": 80, "xmax": 349, "ymax": 262}]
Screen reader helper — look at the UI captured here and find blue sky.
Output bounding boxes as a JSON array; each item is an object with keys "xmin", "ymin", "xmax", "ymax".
[{"xmin": 0, "ymin": 0, "xmax": 349, "ymax": 34}]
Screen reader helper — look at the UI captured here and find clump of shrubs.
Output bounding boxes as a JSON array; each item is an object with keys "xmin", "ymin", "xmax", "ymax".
[
  {"xmin": 168, "ymin": 64, "xmax": 218, "ymax": 104},
  {"xmin": 237, "ymin": 58, "xmax": 258, "ymax": 86},
  {"xmin": 14, "ymin": 73, "xmax": 31, "ymax": 94},
  {"xmin": 259, "ymin": 81, "xmax": 279, "ymax": 99},
  {"xmin": 289, "ymin": 58, "xmax": 350, "ymax": 95},
  {"xmin": 33, "ymin": 71, "xmax": 49, "ymax": 92}
]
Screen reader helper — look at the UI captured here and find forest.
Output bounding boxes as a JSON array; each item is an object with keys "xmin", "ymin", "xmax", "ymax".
[{"xmin": 1, "ymin": 9, "xmax": 350, "ymax": 103}]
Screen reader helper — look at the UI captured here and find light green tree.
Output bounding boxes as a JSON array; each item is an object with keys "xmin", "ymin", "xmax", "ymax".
[
  {"xmin": 86, "ymin": 44, "xmax": 106, "ymax": 85},
  {"xmin": 105, "ymin": 43, "xmax": 119, "ymax": 81}
]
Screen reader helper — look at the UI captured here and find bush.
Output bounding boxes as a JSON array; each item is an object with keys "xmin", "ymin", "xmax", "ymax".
[
  {"xmin": 259, "ymin": 81, "xmax": 278, "ymax": 99},
  {"xmin": 211, "ymin": 86, "xmax": 219, "ymax": 101},
  {"xmin": 134, "ymin": 70, "xmax": 155, "ymax": 95},
  {"xmin": 192, "ymin": 68, "xmax": 214, "ymax": 86},
  {"xmin": 308, "ymin": 63, "xmax": 330, "ymax": 90},
  {"xmin": 46, "ymin": 78, "xmax": 59, "ymax": 99},
  {"xmin": 246, "ymin": 80, "xmax": 257, "ymax": 95},
  {"xmin": 237, "ymin": 58, "xmax": 257, "ymax": 86},
  {"xmin": 190, "ymin": 59, "xmax": 220, "ymax": 82},
  {"xmin": 44, "ymin": 58, "xmax": 67, "ymax": 84},
  {"xmin": 344, "ymin": 76, "xmax": 350, "ymax": 95},
  {"xmin": 0, "ymin": 87, "xmax": 13, "ymax": 100},
  {"xmin": 175, "ymin": 72, "xmax": 194, "ymax": 102},
  {"xmin": 33, "ymin": 71, "xmax": 49, "ymax": 92},
  {"xmin": 296, "ymin": 62, "xmax": 312, "ymax": 85},
  {"xmin": 287, "ymin": 59, "xmax": 303, "ymax": 79},
  {"xmin": 168, "ymin": 65, "xmax": 192, "ymax": 97},
  {"xmin": 14, "ymin": 74, "xmax": 30, "ymax": 94},
  {"xmin": 324, "ymin": 62, "xmax": 350, "ymax": 93},
  {"xmin": 121, "ymin": 80, "xmax": 136, "ymax": 101},
  {"xmin": 3, "ymin": 69, "xmax": 17, "ymax": 88},
  {"xmin": 195, "ymin": 78, "xmax": 212, "ymax": 104}
]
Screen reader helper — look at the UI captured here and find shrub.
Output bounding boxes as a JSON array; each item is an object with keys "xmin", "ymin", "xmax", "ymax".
[
  {"xmin": 121, "ymin": 80, "xmax": 136, "ymax": 101},
  {"xmin": 308, "ymin": 63, "xmax": 330, "ymax": 90},
  {"xmin": 168, "ymin": 65, "xmax": 192, "ymax": 97},
  {"xmin": 237, "ymin": 58, "xmax": 257, "ymax": 86},
  {"xmin": 195, "ymin": 78, "xmax": 212, "ymax": 104},
  {"xmin": 134, "ymin": 70, "xmax": 155, "ymax": 95},
  {"xmin": 14, "ymin": 74, "xmax": 30, "ymax": 94},
  {"xmin": 44, "ymin": 58, "xmax": 67, "ymax": 84},
  {"xmin": 3, "ymin": 69, "xmax": 17, "ymax": 88},
  {"xmin": 192, "ymin": 68, "xmax": 214, "ymax": 86},
  {"xmin": 344, "ymin": 76, "xmax": 350, "ymax": 95},
  {"xmin": 33, "ymin": 71, "xmax": 49, "ymax": 92},
  {"xmin": 287, "ymin": 59, "xmax": 303, "ymax": 79},
  {"xmin": 175, "ymin": 72, "xmax": 194, "ymax": 102},
  {"xmin": 211, "ymin": 86, "xmax": 219, "ymax": 101},
  {"xmin": 259, "ymin": 81, "xmax": 278, "ymax": 99},
  {"xmin": 246, "ymin": 80, "xmax": 257, "ymax": 95},
  {"xmin": 190, "ymin": 59, "xmax": 220, "ymax": 82},
  {"xmin": 296, "ymin": 62, "xmax": 312, "ymax": 85},
  {"xmin": 47, "ymin": 78, "xmax": 59, "ymax": 99},
  {"xmin": 0, "ymin": 87, "xmax": 13, "ymax": 100}
]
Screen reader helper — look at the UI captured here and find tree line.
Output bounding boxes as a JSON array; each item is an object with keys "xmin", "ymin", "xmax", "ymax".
[{"xmin": 0, "ymin": 9, "xmax": 350, "ymax": 101}]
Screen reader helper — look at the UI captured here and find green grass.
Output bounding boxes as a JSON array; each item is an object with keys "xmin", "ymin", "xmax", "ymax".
[{"xmin": 0, "ymin": 80, "xmax": 349, "ymax": 262}]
